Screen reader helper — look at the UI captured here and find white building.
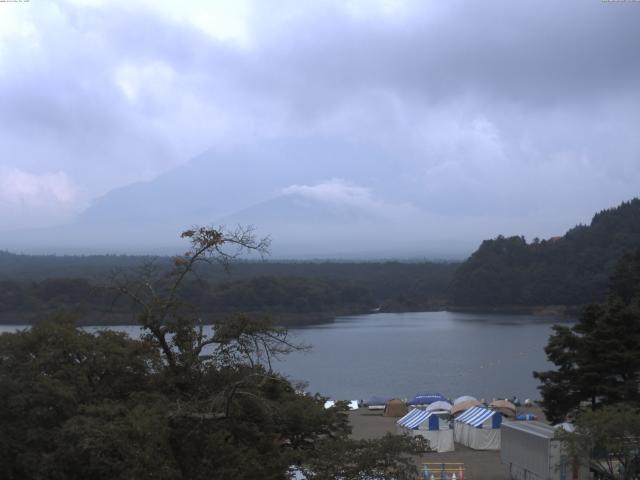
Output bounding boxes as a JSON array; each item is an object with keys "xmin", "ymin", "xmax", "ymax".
[{"xmin": 501, "ymin": 421, "xmax": 589, "ymax": 480}]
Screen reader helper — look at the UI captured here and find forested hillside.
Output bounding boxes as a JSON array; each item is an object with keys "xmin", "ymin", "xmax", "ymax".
[
  {"xmin": 451, "ymin": 198, "xmax": 640, "ymax": 307},
  {"xmin": 0, "ymin": 255, "xmax": 457, "ymax": 325},
  {"xmin": 4, "ymin": 198, "xmax": 639, "ymax": 321}
]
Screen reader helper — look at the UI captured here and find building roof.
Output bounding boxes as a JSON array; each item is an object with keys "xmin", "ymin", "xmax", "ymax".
[{"xmin": 501, "ymin": 421, "xmax": 556, "ymax": 439}]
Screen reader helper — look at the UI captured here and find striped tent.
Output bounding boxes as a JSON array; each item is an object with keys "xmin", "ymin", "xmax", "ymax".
[
  {"xmin": 396, "ymin": 408, "xmax": 420, "ymax": 427},
  {"xmin": 456, "ymin": 406, "xmax": 502, "ymax": 428},
  {"xmin": 396, "ymin": 409, "xmax": 454, "ymax": 453},
  {"xmin": 397, "ymin": 409, "xmax": 438, "ymax": 430},
  {"xmin": 454, "ymin": 406, "xmax": 502, "ymax": 450}
]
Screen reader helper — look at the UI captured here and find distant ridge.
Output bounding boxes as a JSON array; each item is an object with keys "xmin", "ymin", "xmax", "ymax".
[
  {"xmin": 0, "ymin": 138, "xmax": 475, "ymax": 259},
  {"xmin": 451, "ymin": 198, "xmax": 640, "ymax": 307}
]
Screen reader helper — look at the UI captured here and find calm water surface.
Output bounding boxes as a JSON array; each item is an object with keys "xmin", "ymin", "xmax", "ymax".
[
  {"xmin": 0, "ymin": 311, "xmax": 570, "ymax": 402},
  {"xmin": 279, "ymin": 311, "xmax": 570, "ymax": 402}
]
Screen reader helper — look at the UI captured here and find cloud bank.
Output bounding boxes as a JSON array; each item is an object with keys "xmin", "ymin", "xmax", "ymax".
[
  {"xmin": 1, "ymin": 0, "xmax": 639, "ymax": 251},
  {"xmin": 0, "ymin": 168, "xmax": 85, "ymax": 228}
]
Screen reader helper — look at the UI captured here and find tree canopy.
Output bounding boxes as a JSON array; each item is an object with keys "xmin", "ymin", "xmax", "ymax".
[
  {"xmin": 452, "ymin": 198, "xmax": 640, "ymax": 307},
  {"xmin": 558, "ymin": 404, "xmax": 640, "ymax": 480},
  {"xmin": 0, "ymin": 226, "xmax": 422, "ymax": 479},
  {"xmin": 534, "ymin": 249, "xmax": 640, "ymax": 423},
  {"xmin": 0, "ymin": 256, "xmax": 456, "ymax": 326}
]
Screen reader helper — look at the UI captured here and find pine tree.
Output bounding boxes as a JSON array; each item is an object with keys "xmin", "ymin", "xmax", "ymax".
[{"xmin": 534, "ymin": 250, "xmax": 640, "ymax": 423}]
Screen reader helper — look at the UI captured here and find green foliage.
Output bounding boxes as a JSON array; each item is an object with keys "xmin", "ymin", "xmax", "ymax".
[
  {"xmin": 0, "ymin": 260, "xmax": 456, "ymax": 325},
  {"xmin": 559, "ymin": 404, "xmax": 640, "ymax": 480},
  {"xmin": 534, "ymin": 250, "xmax": 640, "ymax": 423},
  {"xmin": 205, "ymin": 276, "xmax": 375, "ymax": 314},
  {"xmin": 0, "ymin": 308, "xmax": 348, "ymax": 479},
  {"xmin": 0, "ymin": 227, "xmax": 422, "ymax": 479},
  {"xmin": 452, "ymin": 198, "xmax": 640, "ymax": 307},
  {"xmin": 298, "ymin": 433, "xmax": 424, "ymax": 480},
  {"xmin": 0, "ymin": 317, "xmax": 162, "ymax": 480}
]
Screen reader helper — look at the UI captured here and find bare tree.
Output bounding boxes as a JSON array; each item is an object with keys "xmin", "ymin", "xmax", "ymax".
[{"xmin": 110, "ymin": 225, "xmax": 289, "ymax": 370}]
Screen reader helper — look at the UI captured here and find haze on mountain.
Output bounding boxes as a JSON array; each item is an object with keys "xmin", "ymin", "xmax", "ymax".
[{"xmin": 2, "ymin": 1, "xmax": 640, "ymax": 258}]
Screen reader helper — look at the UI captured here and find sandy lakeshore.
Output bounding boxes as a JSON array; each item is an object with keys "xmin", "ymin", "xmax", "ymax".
[{"xmin": 348, "ymin": 407, "xmax": 546, "ymax": 480}]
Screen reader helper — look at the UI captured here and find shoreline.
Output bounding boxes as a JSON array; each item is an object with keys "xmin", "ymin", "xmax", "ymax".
[
  {"xmin": 0, "ymin": 305, "xmax": 579, "ymax": 327},
  {"xmin": 447, "ymin": 304, "xmax": 580, "ymax": 317}
]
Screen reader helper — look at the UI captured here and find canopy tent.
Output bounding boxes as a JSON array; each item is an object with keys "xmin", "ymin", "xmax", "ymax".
[
  {"xmin": 383, "ymin": 399, "xmax": 408, "ymax": 417},
  {"xmin": 456, "ymin": 406, "xmax": 502, "ymax": 428},
  {"xmin": 396, "ymin": 409, "xmax": 454, "ymax": 453},
  {"xmin": 489, "ymin": 399, "xmax": 517, "ymax": 417},
  {"xmin": 365, "ymin": 396, "xmax": 391, "ymax": 410},
  {"xmin": 397, "ymin": 408, "xmax": 429, "ymax": 428},
  {"xmin": 407, "ymin": 393, "xmax": 447, "ymax": 406},
  {"xmin": 451, "ymin": 399, "xmax": 481, "ymax": 416},
  {"xmin": 453, "ymin": 395, "xmax": 478, "ymax": 405},
  {"xmin": 454, "ymin": 406, "xmax": 502, "ymax": 450},
  {"xmin": 426, "ymin": 401, "xmax": 453, "ymax": 412}
]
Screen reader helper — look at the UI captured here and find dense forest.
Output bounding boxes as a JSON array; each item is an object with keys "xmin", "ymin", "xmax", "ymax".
[
  {"xmin": 0, "ymin": 228, "xmax": 424, "ymax": 480},
  {"xmin": 3, "ymin": 197, "xmax": 640, "ymax": 324},
  {"xmin": 0, "ymin": 254, "xmax": 457, "ymax": 325},
  {"xmin": 451, "ymin": 198, "xmax": 640, "ymax": 307}
]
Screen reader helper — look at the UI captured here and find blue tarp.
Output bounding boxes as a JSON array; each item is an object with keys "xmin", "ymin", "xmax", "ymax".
[
  {"xmin": 515, "ymin": 413, "xmax": 537, "ymax": 421},
  {"xmin": 407, "ymin": 393, "xmax": 447, "ymax": 406}
]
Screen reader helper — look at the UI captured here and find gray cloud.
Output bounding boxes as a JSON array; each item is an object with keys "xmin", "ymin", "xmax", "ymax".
[{"xmin": 0, "ymin": 0, "xmax": 639, "ymax": 250}]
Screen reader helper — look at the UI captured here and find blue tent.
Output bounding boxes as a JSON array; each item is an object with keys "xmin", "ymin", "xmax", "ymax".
[{"xmin": 407, "ymin": 393, "xmax": 447, "ymax": 406}]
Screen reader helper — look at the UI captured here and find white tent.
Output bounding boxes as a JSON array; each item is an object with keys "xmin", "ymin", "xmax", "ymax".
[
  {"xmin": 453, "ymin": 395, "xmax": 478, "ymax": 405},
  {"xmin": 396, "ymin": 409, "xmax": 454, "ymax": 453},
  {"xmin": 426, "ymin": 401, "xmax": 453, "ymax": 412},
  {"xmin": 324, "ymin": 400, "xmax": 360, "ymax": 410},
  {"xmin": 454, "ymin": 406, "xmax": 502, "ymax": 450}
]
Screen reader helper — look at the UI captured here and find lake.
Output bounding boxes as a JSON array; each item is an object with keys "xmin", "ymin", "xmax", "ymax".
[
  {"xmin": 279, "ymin": 311, "xmax": 569, "ymax": 402},
  {"xmin": 0, "ymin": 311, "xmax": 570, "ymax": 402}
]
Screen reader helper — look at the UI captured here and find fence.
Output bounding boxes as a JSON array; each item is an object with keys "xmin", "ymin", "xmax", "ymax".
[{"xmin": 421, "ymin": 462, "xmax": 465, "ymax": 480}]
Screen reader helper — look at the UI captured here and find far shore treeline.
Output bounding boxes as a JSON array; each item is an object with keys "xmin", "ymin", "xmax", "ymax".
[
  {"xmin": 1, "ymin": 197, "xmax": 639, "ymax": 326},
  {"xmin": 0, "ymin": 258, "xmax": 456, "ymax": 326}
]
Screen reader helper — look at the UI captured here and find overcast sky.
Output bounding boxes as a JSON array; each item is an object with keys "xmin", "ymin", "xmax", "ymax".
[{"xmin": 1, "ymin": 0, "xmax": 639, "ymax": 249}]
